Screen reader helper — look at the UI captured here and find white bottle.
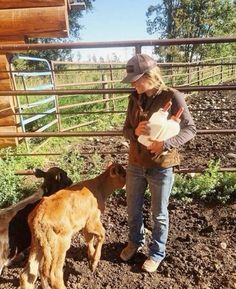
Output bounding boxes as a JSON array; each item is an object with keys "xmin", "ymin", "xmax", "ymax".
[
  {"xmin": 138, "ymin": 101, "xmax": 172, "ymax": 147},
  {"xmin": 157, "ymin": 107, "xmax": 184, "ymax": 141}
]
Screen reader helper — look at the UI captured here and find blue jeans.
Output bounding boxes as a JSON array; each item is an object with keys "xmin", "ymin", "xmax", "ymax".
[{"xmin": 126, "ymin": 164, "xmax": 174, "ymax": 262}]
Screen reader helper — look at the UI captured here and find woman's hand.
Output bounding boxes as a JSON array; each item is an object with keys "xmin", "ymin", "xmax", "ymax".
[
  {"xmin": 135, "ymin": 121, "xmax": 150, "ymax": 136},
  {"xmin": 147, "ymin": 140, "xmax": 164, "ymax": 154}
]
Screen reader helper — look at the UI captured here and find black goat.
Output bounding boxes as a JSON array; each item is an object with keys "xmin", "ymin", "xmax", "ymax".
[{"xmin": 7, "ymin": 167, "xmax": 73, "ymax": 266}]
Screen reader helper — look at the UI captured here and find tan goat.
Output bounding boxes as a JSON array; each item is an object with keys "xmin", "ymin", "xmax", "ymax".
[{"xmin": 20, "ymin": 163, "xmax": 126, "ymax": 289}]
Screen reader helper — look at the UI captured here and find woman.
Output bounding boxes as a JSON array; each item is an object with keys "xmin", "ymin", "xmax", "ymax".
[{"xmin": 120, "ymin": 54, "xmax": 196, "ymax": 272}]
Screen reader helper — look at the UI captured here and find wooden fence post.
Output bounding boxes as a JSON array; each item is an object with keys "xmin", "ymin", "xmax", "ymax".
[
  {"xmin": 109, "ymin": 64, "xmax": 115, "ymax": 110},
  {"xmin": 171, "ymin": 64, "xmax": 175, "ymax": 86},
  {"xmin": 102, "ymin": 74, "xmax": 109, "ymax": 110},
  {"xmin": 197, "ymin": 65, "xmax": 200, "ymax": 85},
  {"xmin": 51, "ymin": 61, "xmax": 62, "ymax": 132},
  {"xmin": 220, "ymin": 61, "xmax": 223, "ymax": 82},
  {"xmin": 187, "ymin": 64, "xmax": 190, "ymax": 85}
]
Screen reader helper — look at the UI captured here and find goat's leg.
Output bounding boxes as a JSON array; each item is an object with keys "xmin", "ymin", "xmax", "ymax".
[
  {"xmin": 39, "ymin": 254, "xmax": 51, "ymax": 289},
  {"xmin": 39, "ymin": 235, "xmax": 53, "ymax": 289},
  {"xmin": 49, "ymin": 237, "xmax": 70, "ymax": 289},
  {"xmin": 40, "ymin": 263, "xmax": 51, "ymax": 289},
  {"xmin": 20, "ymin": 245, "xmax": 40, "ymax": 289},
  {"xmin": 83, "ymin": 229, "xmax": 95, "ymax": 261},
  {"xmin": 87, "ymin": 219, "xmax": 105, "ymax": 272},
  {"xmin": 39, "ymin": 239, "xmax": 65, "ymax": 289},
  {"xmin": 0, "ymin": 229, "xmax": 9, "ymax": 275}
]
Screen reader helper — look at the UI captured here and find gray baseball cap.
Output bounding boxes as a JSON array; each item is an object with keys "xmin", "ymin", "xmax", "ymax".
[{"xmin": 121, "ymin": 54, "xmax": 157, "ymax": 83}]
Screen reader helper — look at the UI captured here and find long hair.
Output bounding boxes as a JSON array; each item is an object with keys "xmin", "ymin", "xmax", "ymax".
[{"xmin": 144, "ymin": 66, "xmax": 168, "ymax": 94}]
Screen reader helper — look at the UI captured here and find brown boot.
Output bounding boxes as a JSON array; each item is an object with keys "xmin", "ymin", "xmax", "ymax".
[
  {"xmin": 120, "ymin": 242, "xmax": 142, "ymax": 261},
  {"xmin": 142, "ymin": 257, "xmax": 161, "ymax": 272}
]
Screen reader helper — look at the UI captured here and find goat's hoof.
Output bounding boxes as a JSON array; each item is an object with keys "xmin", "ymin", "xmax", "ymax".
[{"xmin": 91, "ymin": 261, "xmax": 98, "ymax": 272}]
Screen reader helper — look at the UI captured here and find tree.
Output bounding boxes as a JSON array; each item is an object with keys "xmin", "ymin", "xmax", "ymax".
[
  {"xmin": 111, "ymin": 53, "xmax": 120, "ymax": 63},
  {"xmin": 99, "ymin": 56, "xmax": 105, "ymax": 63},
  {"xmin": 146, "ymin": 0, "xmax": 236, "ymax": 62}
]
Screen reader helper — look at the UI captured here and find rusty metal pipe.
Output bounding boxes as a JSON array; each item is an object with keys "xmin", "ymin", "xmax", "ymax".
[
  {"xmin": 0, "ymin": 85, "xmax": 235, "ymax": 96},
  {"xmin": 0, "ymin": 131, "xmax": 123, "ymax": 137},
  {"xmin": 1, "ymin": 36, "xmax": 236, "ymax": 52},
  {"xmin": 8, "ymin": 107, "xmax": 236, "ymax": 117},
  {"xmin": 0, "ymin": 129, "xmax": 235, "ymax": 138},
  {"xmin": 1, "ymin": 61, "xmax": 234, "ymax": 74},
  {"xmin": 14, "ymin": 167, "xmax": 236, "ymax": 175},
  {"xmin": 174, "ymin": 167, "xmax": 236, "ymax": 173},
  {"xmin": 1, "ymin": 148, "xmax": 235, "ymax": 157}
]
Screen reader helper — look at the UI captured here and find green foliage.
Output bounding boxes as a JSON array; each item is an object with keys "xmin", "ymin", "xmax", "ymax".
[
  {"xmin": 146, "ymin": 0, "xmax": 236, "ymax": 61},
  {"xmin": 58, "ymin": 150, "xmax": 84, "ymax": 183},
  {"xmin": 0, "ymin": 157, "xmax": 22, "ymax": 208},
  {"xmin": 172, "ymin": 161, "xmax": 236, "ymax": 203},
  {"xmin": 214, "ymin": 172, "xmax": 236, "ymax": 203},
  {"xmin": 0, "ymin": 155, "xmax": 40, "ymax": 208},
  {"xmin": 0, "ymin": 147, "xmax": 45, "ymax": 208},
  {"xmin": 1, "ymin": 146, "xmax": 235, "ymax": 208},
  {"xmin": 58, "ymin": 147, "xmax": 103, "ymax": 183}
]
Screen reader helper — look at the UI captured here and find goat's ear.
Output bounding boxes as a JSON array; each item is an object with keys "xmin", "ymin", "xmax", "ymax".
[
  {"xmin": 106, "ymin": 161, "xmax": 113, "ymax": 168},
  {"xmin": 55, "ymin": 171, "xmax": 66, "ymax": 182},
  {"xmin": 110, "ymin": 165, "xmax": 117, "ymax": 178},
  {"xmin": 55, "ymin": 173, "xmax": 61, "ymax": 182},
  {"xmin": 34, "ymin": 168, "xmax": 46, "ymax": 178},
  {"xmin": 110, "ymin": 164, "xmax": 123, "ymax": 177}
]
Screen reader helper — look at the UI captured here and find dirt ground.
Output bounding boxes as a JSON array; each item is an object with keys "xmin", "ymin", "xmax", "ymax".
[
  {"xmin": 0, "ymin": 196, "xmax": 235, "ymax": 289},
  {"xmin": 0, "ymin": 81, "xmax": 235, "ymax": 288}
]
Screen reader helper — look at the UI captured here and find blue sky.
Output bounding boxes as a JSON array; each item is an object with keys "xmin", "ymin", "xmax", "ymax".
[
  {"xmin": 76, "ymin": 0, "xmax": 157, "ymax": 61},
  {"xmin": 79, "ymin": 0, "xmax": 156, "ymax": 41}
]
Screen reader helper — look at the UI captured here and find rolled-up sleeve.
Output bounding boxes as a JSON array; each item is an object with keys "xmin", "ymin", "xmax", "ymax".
[{"xmin": 164, "ymin": 91, "xmax": 196, "ymax": 150}]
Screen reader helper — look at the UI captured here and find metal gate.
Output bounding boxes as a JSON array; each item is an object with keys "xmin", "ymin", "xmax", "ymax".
[{"xmin": 9, "ymin": 56, "xmax": 60, "ymax": 148}]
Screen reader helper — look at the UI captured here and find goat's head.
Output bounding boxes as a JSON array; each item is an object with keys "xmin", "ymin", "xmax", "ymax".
[
  {"xmin": 108, "ymin": 163, "xmax": 126, "ymax": 189},
  {"xmin": 34, "ymin": 167, "xmax": 73, "ymax": 196}
]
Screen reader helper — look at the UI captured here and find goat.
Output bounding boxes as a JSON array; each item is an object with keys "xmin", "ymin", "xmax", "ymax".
[
  {"xmin": 20, "ymin": 163, "xmax": 126, "ymax": 289},
  {"xmin": 0, "ymin": 167, "xmax": 72, "ymax": 274},
  {"xmin": 0, "ymin": 193, "xmax": 41, "ymax": 275}
]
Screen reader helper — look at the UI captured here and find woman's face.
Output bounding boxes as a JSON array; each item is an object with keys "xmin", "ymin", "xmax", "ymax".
[{"xmin": 131, "ymin": 76, "xmax": 154, "ymax": 95}]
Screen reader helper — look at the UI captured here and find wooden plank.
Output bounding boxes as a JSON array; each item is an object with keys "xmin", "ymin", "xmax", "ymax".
[
  {"xmin": 0, "ymin": 36, "xmax": 25, "ymax": 44},
  {"xmin": 0, "ymin": 55, "xmax": 10, "ymax": 80},
  {"xmin": 0, "ymin": 0, "xmax": 65, "ymax": 9},
  {"xmin": 27, "ymin": 30, "xmax": 68, "ymax": 38},
  {"xmin": 0, "ymin": 115, "xmax": 15, "ymax": 126},
  {"xmin": 0, "ymin": 139, "xmax": 17, "ymax": 148},
  {"xmin": 0, "ymin": 105, "xmax": 14, "ymax": 116},
  {"xmin": 0, "ymin": 126, "xmax": 18, "ymax": 148},
  {"xmin": 0, "ymin": 6, "xmax": 69, "ymax": 38},
  {"xmin": 0, "ymin": 58, "xmax": 18, "ymax": 148},
  {"xmin": 0, "ymin": 78, "xmax": 12, "ymax": 90},
  {"xmin": 0, "ymin": 96, "xmax": 16, "ymax": 126},
  {"xmin": 0, "ymin": 96, "xmax": 14, "ymax": 110}
]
